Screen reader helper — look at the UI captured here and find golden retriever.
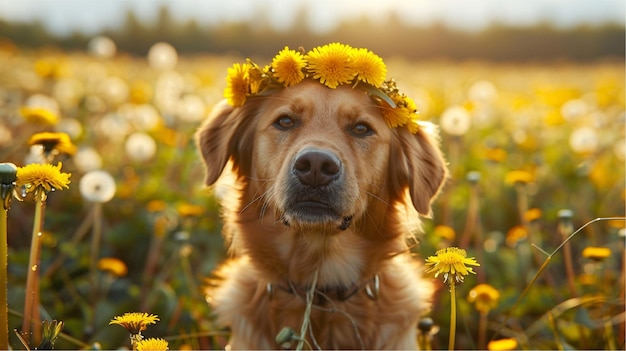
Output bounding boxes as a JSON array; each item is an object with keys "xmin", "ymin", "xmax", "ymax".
[{"xmin": 196, "ymin": 79, "xmax": 447, "ymax": 349}]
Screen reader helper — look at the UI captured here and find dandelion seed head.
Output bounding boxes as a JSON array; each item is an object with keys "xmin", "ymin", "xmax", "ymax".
[
  {"xmin": 561, "ymin": 98, "xmax": 588, "ymax": 121},
  {"xmin": 99, "ymin": 76, "xmax": 129, "ymax": 106},
  {"xmin": 88, "ymin": 35, "xmax": 116, "ymax": 58},
  {"xmin": 73, "ymin": 147, "xmax": 103, "ymax": 173},
  {"xmin": 125, "ymin": 132, "xmax": 157, "ymax": 161},
  {"xmin": 148, "ymin": 42, "xmax": 178, "ymax": 70},
  {"xmin": 469, "ymin": 80, "xmax": 498, "ymax": 104},
  {"xmin": 569, "ymin": 126, "xmax": 599, "ymax": 154},
  {"xmin": 440, "ymin": 106, "xmax": 471, "ymax": 136},
  {"xmin": 54, "ymin": 118, "xmax": 83, "ymax": 139},
  {"xmin": 176, "ymin": 94, "xmax": 206, "ymax": 123},
  {"xmin": 96, "ymin": 113, "xmax": 132, "ymax": 141},
  {"xmin": 79, "ymin": 170, "xmax": 116, "ymax": 203}
]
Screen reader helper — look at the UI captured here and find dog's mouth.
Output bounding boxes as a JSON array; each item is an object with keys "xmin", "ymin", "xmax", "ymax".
[
  {"xmin": 282, "ymin": 200, "xmax": 353, "ymax": 231},
  {"xmin": 291, "ymin": 200, "xmax": 339, "ymax": 222}
]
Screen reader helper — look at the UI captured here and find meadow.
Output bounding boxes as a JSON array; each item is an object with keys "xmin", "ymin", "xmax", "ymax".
[{"xmin": 0, "ymin": 40, "xmax": 624, "ymax": 349}]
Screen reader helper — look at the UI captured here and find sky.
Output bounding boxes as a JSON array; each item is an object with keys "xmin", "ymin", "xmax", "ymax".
[{"xmin": 0, "ymin": 0, "xmax": 624, "ymax": 35}]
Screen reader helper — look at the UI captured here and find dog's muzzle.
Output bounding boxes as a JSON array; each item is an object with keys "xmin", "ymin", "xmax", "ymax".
[{"xmin": 282, "ymin": 148, "xmax": 352, "ymax": 229}]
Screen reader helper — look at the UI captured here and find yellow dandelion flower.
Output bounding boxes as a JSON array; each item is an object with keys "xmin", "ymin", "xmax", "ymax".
[
  {"xmin": 504, "ymin": 170, "xmax": 534, "ymax": 186},
  {"xmin": 434, "ymin": 225, "xmax": 456, "ymax": 241},
  {"xmin": 224, "ymin": 63, "xmax": 249, "ymax": 107},
  {"xmin": 350, "ymin": 48, "xmax": 387, "ymax": 87},
  {"xmin": 381, "ymin": 94, "xmax": 417, "ymax": 129},
  {"xmin": 582, "ymin": 246, "xmax": 611, "ymax": 261},
  {"xmin": 425, "ymin": 247, "xmax": 480, "ymax": 284},
  {"xmin": 524, "ymin": 208, "xmax": 542, "ymax": 223},
  {"xmin": 505, "ymin": 225, "xmax": 527, "ymax": 247},
  {"xmin": 487, "ymin": 338, "xmax": 518, "ymax": 351},
  {"xmin": 578, "ymin": 273, "xmax": 597, "ymax": 286},
  {"xmin": 136, "ymin": 338, "xmax": 169, "ymax": 351},
  {"xmin": 146, "ymin": 200, "xmax": 168, "ymax": 212},
  {"xmin": 468, "ymin": 283, "xmax": 500, "ymax": 314},
  {"xmin": 20, "ymin": 106, "xmax": 59, "ymax": 126},
  {"xmin": 485, "ymin": 147, "xmax": 507, "ymax": 163},
  {"xmin": 130, "ymin": 80, "xmax": 154, "ymax": 104},
  {"xmin": 306, "ymin": 42, "xmax": 355, "ymax": 89},
  {"xmin": 28, "ymin": 132, "xmax": 77, "ymax": 156},
  {"xmin": 97, "ymin": 257, "xmax": 128, "ymax": 277},
  {"xmin": 246, "ymin": 59, "xmax": 265, "ymax": 95},
  {"xmin": 381, "ymin": 106, "xmax": 410, "ymax": 129},
  {"xmin": 16, "ymin": 162, "xmax": 71, "ymax": 196},
  {"xmin": 272, "ymin": 46, "xmax": 307, "ymax": 87},
  {"xmin": 109, "ymin": 312, "xmax": 159, "ymax": 334},
  {"xmin": 176, "ymin": 203, "xmax": 203, "ymax": 217},
  {"xmin": 405, "ymin": 119, "xmax": 421, "ymax": 134}
]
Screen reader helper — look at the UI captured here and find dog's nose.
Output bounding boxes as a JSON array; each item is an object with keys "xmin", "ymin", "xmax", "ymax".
[{"xmin": 293, "ymin": 150, "xmax": 341, "ymax": 186}]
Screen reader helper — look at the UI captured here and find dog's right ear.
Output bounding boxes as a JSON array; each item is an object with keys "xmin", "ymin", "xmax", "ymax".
[{"xmin": 195, "ymin": 100, "xmax": 254, "ymax": 186}]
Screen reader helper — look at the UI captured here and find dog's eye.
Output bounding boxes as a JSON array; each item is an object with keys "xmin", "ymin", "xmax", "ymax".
[
  {"xmin": 273, "ymin": 115, "xmax": 295, "ymax": 130},
  {"xmin": 351, "ymin": 123, "xmax": 374, "ymax": 137}
]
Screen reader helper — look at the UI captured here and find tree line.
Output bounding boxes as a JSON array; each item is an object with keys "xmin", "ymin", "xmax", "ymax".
[{"xmin": 0, "ymin": 6, "xmax": 624, "ymax": 61}]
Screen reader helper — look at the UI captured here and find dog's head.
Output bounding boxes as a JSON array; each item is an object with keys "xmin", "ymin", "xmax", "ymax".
[{"xmin": 196, "ymin": 79, "xmax": 447, "ymax": 236}]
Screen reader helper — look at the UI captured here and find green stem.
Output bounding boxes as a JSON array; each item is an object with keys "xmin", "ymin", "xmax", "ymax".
[
  {"xmin": 0, "ymin": 208, "xmax": 8, "ymax": 350},
  {"xmin": 88, "ymin": 202, "xmax": 102, "ymax": 336},
  {"xmin": 490, "ymin": 217, "xmax": 625, "ymax": 343},
  {"xmin": 296, "ymin": 270, "xmax": 319, "ymax": 351},
  {"xmin": 478, "ymin": 311, "xmax": 487, "ymax": 350},
  {"xmin": 449, "ymin": 281, "xmax": 456, "ymax": 351},
  {"xmin": 22, "ymin": 192, "xmax": 45, "ymax": 347},
  {"xmin": 90, "ymin": 202, "xmax": 102, "ymax": 295}
]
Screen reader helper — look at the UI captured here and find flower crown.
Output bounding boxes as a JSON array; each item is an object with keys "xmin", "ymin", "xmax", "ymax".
[{"xmin": 224, "ymin": 42, "xmax": 421, "ymax": 133}]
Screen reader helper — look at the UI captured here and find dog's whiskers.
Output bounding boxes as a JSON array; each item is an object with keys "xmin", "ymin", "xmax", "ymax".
[
  {"xmin": 239, "ymin": 178, "xmax": 273, "ymax": 215},
  {"xmin": 365, "ymin": 190, "xmax": 391, "ymax": 207}
]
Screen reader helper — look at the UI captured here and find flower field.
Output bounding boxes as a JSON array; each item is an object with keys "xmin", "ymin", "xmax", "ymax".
[{"xmin": 0, "ymin": 40, "xmax": 624, "ymax": 350}]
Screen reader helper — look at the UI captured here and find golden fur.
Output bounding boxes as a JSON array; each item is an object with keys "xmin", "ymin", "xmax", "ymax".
[{"xmin": 196, "ymin": 80, "xmax": 448, "ymax": 349}]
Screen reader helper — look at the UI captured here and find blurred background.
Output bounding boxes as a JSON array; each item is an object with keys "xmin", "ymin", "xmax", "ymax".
[
  {"xmin": 0, "ymin": 0, "xmax": 624, "ymax": 60},
  {"xmin": 1, "ymin": 1, "xmax": 624, "ymax": 350}
]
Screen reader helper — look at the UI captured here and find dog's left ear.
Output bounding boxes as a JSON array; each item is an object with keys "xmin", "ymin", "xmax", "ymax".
[
  {"xmin": 195, "ymin": 100, "xmax": 256, "ymax": 185},
  {"xmin": 390, "ymin": 124, "xmax": 448, "ymax": 216}
]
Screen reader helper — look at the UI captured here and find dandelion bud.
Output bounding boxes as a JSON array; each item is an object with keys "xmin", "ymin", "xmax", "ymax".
[
  {"xmin": 466, "ymin": 171, "xmax": 481, "ymax": 184},
  {"xmin": 0, "ymin": 163, "xmax": 17, "ymax": 185},
  {"xmin": 417, "ymin": 317, "xmax": 434, "ymax": 334},
  {"xmin": 275, "ymin": 326, "xmax": 297, "ymax": 348},
  {"xmin": 557, "ymin": 209, "xmax": 573, "ymax": 222},
  {"xmin": 37, "ymin": 319, "xmax": 64, "ymax": 350},
  {"xmin": 0, "ymin": 163, "xmax": 17, "ymax": 210}
]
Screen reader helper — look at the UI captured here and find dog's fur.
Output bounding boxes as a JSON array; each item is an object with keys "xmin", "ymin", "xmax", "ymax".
[{"xmin": 196, "ymin": 80, "xmax": 447, "ymax": 349}]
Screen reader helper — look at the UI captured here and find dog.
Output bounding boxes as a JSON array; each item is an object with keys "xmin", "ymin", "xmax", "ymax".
[{"xmin": 196, "ymin": 78, "xmax": 447, "ymax": 349}]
